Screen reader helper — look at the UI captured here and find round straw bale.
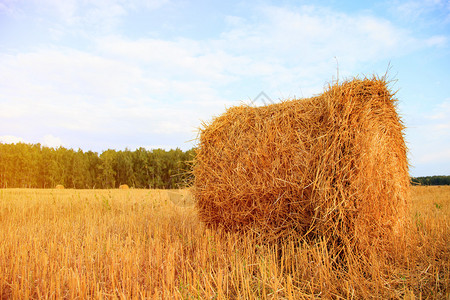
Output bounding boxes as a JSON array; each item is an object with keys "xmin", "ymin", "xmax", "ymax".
[
  {"xmin": 55, "ymin": 184, "xmax": 64, "ymax": 189},
  {"xmin": 193, "ymin": 77, "xmax": 409, "ymax": 251},
  {"xmin": 119, "ymin": 184, "xmax": 130, "ymax": 189}
]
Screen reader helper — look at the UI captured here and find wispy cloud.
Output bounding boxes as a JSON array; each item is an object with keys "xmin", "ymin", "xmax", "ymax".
[
  {"xmin": 425, "ymin": 100, "xmax": 450, "ymax": 139},
  {"xmin": 43, "ymin": 134, "xmax": 63, "ymax": 148},
  {"xmin": 406, "ymin": 98, "xmax": 450, "ymax": 174},
  {"xmin": 0, "ymin": 4, "xmax": 442, "ymax": 136},
  {"xmin": 0, "ymin": 1, "xmax": 448, "ymax": 176},
  {"xmin": 0, "ymin": 135, "xmax": 25, "ymax": 144},
  {"xmin": 393, "ymin": 0, "xmax": 450, "ymax": 23},
  {"xmin": 418, "ymin": 149, "xmax": 450, "ymax": 164}
]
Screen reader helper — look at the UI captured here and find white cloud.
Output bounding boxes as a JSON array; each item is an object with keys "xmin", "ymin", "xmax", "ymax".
[
  {"xmin": 206, "ymin": 5, "xmax": 428, "ymax": 96},
  {"xmin": 262, "ymin": 6, "xmax": 412, "ymax": 60},
  {"xmin": 92, "ymin": 5, "xmax": 429, "ymax": 101},
  {"xmin": 1, "ymin": 2, "xmax": 446, "ymax": 156},
  {"xmin": 1, "ymin": 0, "xmax": 169, "ymax": 40},
  {"xmin": 45, "ymin": 0, "xmax": 167, "ymax": 27},
  {"xmin": 0, "ymin": 134, "xmax": 63, "ymax": 148},
  {"xmin": 406, "ymin": 98, "xmax": 450, "ymax": 174},
  {"xmin": 0, "ymin": 135, "xmax": 25, "ymax": 144},
  {"xmin": 393, "ymin": 0, "xmax": 450, "ymax": 22},
  {"xmin": 424, "ymin": 99, "xmax": 450, "ymax": 131},
  {"xmin": 43, "ymin": 134, "xmax": 63, "ymax": 148},
  {"xmin": 95, "ymin": 36, "xmax": 240, "ymax": 84},
  {"xmin": 37, "ymin": 0, "xmax": 78, "ymax": 24},
  {"xmin": 418, "ymin": 149, "xmax": 450, "ymax": 164},
  {"xmin": 0, "ymin": 1, "xmax": 17, "ymax": 15},
  {"xmin": 425, "ymin": 35, "xmax": 448, "ymax": 47}
]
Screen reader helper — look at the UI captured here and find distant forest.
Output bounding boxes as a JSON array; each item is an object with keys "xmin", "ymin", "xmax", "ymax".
[
  {"xmin": 411, "ymin": 175, "xmax": 450, "ymax": 186},
  {"xmin": 1, "ymin": 142, "xmax": 449, "ymax": 188},
  {"xmin": 0, "ymin": 143, "xmax": 194, "ymax": 189}
]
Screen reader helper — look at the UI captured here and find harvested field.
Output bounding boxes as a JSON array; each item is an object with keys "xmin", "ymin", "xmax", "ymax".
[{"xmin": 0, "ymin": 187, "xmax": 448, "ymax": 298}]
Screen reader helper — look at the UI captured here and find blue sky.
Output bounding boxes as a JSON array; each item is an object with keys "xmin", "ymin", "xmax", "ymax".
[{"xmin": 0, "ymin": 0, "xmax": 449, "ymax": 176}]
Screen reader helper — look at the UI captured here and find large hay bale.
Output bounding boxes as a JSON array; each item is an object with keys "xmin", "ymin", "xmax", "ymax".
[
  {"xmin": 193, "ymin": 77, "xmax": 409, "ymax": 250},
  {"xmin": 55, "ymin": 184, "xmax": 64, "ymax": 189},
  {"xmin": 119, "ymin": 184, "xmax": 130, "ymax": 189}
]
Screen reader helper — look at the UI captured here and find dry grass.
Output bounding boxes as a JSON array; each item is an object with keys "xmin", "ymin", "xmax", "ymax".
[
  {"xmin": 0, "ymin": 186, "xmax": 448, "ymax": 299},
  {"xmin": 193, "ymin": 77, "xmax": 409, "ymax": 255}
]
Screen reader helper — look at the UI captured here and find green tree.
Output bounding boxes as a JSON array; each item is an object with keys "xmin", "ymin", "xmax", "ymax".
[
  {"xmin": 38, "ymin": 145, "xmax": 58, "ymax": 188},
  {"xmin": 99, "ymin": 150, "xmax": 117, "ymax": 188},
  {"xmin": 0, "ymin": 142, "xmax": 196, "ymax": 189},
  {"xmin": 132, "ymin": 147, "xmax": 150, "ymax": 188},
  {"xmin": 115, "ymin": 150, "xmax": 135, "ymax": 187},
  {"xmin": 85, "ymin": 151, "xmax": 101, "ymax": 188}
]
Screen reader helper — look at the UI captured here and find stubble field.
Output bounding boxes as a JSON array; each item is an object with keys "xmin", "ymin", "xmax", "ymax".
[{"xmin": 0, "ymin": 186, "xmax": 448, "ymax": 299}]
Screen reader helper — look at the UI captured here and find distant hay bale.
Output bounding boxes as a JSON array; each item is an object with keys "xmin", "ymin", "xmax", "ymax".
[
  {"xmin": 193, "ymin": 77, "xmax": 409, "ymax": 251},
  {"xmin": 55, "ymin": 185, "xmax": 64, "ymax": 189},
  {"xmin": 119, "ymin": 184, "xmax": 130, "ymax": 189}
]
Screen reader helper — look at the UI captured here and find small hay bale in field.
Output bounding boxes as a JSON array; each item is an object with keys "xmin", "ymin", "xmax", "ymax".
[
  {"xmin": 55, "ymin": 184, "xmax": 64, "ymax": 189},
  {"xmin": 193, "ymin": 77, "xmax": 409, "ymax": 251},
  {"xmin": 119, "ymin": 184, "xmax": 130, "ymax": 189}
]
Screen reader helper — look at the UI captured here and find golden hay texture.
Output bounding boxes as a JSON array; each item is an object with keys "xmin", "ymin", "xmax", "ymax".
[
  {"xmin": 55, "ymin": 184, "xmax": 64, "ymax": 189},
  {"xmin": 119, "ymin": 184, "xmax": 130, "ymax": 189},
  {"xmin": 193, "ymin": 77, "xmax": 409, "ymax": 251}
]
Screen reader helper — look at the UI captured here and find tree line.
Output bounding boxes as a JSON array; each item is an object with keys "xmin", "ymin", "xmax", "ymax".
[
  {"xmin": 411, "ymin": 175, "xmax": 450, "ymax": 186},
  {"xmin": 0, "ymin": 143, "xmax": 194, "ymax": 189},
  {"xmin": 2, "ymin": 142, "xmax": 448, "ymax": 189}
]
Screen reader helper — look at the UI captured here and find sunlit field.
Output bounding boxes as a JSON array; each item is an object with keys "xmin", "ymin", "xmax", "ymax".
[{"xmin": 0, "ymin": 186, "xmax": 448, "ymax": 299}]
